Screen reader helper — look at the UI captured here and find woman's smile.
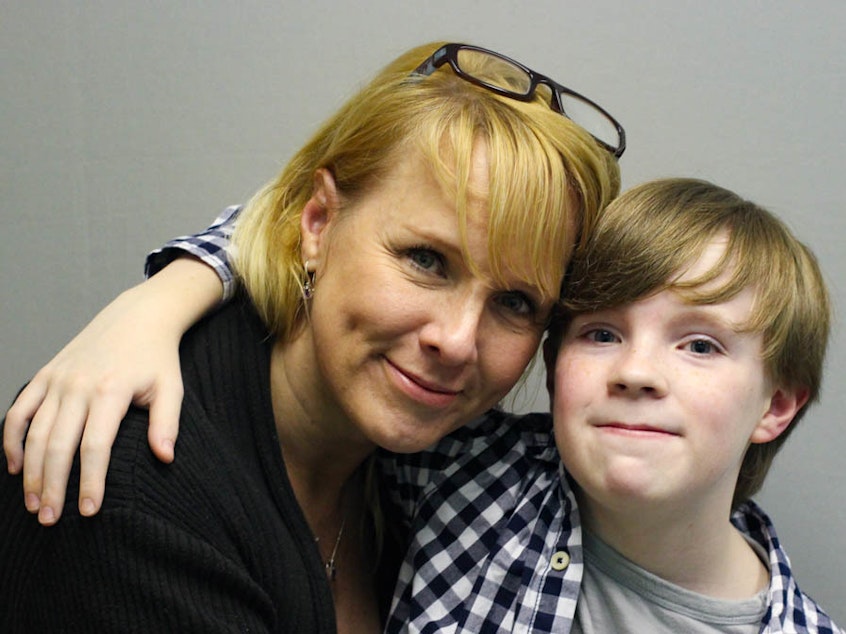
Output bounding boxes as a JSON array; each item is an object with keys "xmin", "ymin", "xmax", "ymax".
[{"xmin": 383, "ymin": 356, "xmax": 463, "ymax": 410}]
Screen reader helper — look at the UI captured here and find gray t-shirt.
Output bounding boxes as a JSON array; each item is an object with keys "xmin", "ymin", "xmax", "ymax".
[{"xmin": 572, "ymin": 528, "xmax": 768, "ymax": 634}]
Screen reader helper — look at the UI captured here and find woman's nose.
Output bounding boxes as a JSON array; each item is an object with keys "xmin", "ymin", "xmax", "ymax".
[{"xmin": 418, "ymin": 294, "xmax": 482, "ymax": 366}]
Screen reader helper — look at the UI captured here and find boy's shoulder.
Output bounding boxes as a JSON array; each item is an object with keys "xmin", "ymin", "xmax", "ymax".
[
  {"xmin": 732, "ymin": 500, "xmax": 843, "ymax": 633},
  {"xmin": 442, "ymin": 408, "xmax": 555, "ymax": 454},
  {"xmin": 389, "ymin": 409, "xmax": 558, "ymax": 481}
]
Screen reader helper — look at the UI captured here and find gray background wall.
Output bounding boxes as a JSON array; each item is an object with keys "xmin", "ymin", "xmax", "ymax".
[{"xmin": 2, "ymin": 1, "xmax": 843, "ymax": 622}]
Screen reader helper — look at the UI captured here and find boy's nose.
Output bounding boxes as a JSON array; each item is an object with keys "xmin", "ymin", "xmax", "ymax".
[{"xmin": 609, "ymin": 345, "xmax": 668, "ymax": 397}]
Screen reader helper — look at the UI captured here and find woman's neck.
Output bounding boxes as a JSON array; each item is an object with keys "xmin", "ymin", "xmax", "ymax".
[
  {"xmin": 269, "ymin": 335, "xmax": 375, "ymax": 501},
  {"xmin": 270, "ymin": 338, "xmax": 384, "ymax": 632}
]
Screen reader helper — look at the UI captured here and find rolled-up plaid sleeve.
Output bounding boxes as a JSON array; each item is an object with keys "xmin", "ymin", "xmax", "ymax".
[{"xmin": 145, "ymin": 205, "xmax": 241, "ymax": 301}]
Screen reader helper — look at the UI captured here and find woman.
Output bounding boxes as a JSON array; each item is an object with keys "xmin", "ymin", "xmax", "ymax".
[{"xmin": 1, "ymin": 42, "xmax": 621, "ymax": 632}]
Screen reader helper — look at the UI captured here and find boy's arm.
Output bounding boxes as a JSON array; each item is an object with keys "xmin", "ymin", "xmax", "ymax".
[{"xmin": 3, "ymin": 207, "xmax": 240, "ymax": 525}]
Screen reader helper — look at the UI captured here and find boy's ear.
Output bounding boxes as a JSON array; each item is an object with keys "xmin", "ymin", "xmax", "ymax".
[
  {"xmin": 300, "ymin": 168, "xmax": 340, "ymax": 264},
  {"xmin": 749, "ymin": 386, "xmax": 810, "ymax": 444},
  {"xmin": 542, "ymin": 336, "xmax": 558, "ymax": 404}
]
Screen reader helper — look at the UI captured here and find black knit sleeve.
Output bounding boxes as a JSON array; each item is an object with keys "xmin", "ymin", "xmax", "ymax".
[{"xmin": 0, "ymin": 502, "xmax": 276, "ymax": 632}]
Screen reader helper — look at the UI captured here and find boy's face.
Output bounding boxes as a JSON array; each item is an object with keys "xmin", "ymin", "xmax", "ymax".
[{"xmin": 547, "ymin": 236, "xmax": 802, "ymax": 517}]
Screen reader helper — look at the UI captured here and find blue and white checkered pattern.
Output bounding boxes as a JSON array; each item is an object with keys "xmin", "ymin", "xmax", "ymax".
[
  {"xmin": 380, "ymin": 412, "xmax": 584, "ymax": 633},
  {"xmin": 147, "ymin": 213, "xmax": 842, "ymax": 634},
  {"xmin": 731, "ymin": 501, "xmax": 842, "ymax": 633},
  {"xmin": 380, "ymin": 410, "xmax": 842, "ymax": 633},
  {"xmin": 145, "ymin": 205, "xmax": 240, "ymax": 300}
]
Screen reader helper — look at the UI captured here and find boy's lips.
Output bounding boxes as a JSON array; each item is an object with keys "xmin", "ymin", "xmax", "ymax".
[{"xmin": 596, "ymin": 421, "xmax": 681, "ymax": 437}]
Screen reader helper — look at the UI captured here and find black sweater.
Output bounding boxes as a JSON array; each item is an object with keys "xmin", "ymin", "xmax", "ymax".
[{"xmin": 1, "ymin": 300, "xmax": 346, "ymax": 632}]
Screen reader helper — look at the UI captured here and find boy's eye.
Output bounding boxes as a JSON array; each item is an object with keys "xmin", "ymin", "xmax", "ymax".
[
  {"xmin": 686, "ymin": 338, "xmax": 716, "ymax": 355},
  {"xmin": 587, "ymin": 328, "xmax": 618, "ymax": 343}
]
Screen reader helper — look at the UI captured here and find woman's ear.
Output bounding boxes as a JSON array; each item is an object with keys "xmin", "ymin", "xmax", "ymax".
[
  {"xmin": 300, "ymin": 168, "xmax": 340, "ymax": 264},
  {"xmin": 749, "ymin": 386, "xmax": 809, "ymax": 444}
]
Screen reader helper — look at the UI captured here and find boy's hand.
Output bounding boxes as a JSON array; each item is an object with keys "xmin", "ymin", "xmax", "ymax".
[
  {"xmin": 4, "ymin": 284, "xmax": 184, "ymax": 525},
  {"xmin": 3, "ymin": 256, "xmax": 222, "ymax": 525}
]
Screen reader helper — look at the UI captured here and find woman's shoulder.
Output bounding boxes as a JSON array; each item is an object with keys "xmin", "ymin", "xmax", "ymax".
[
  {"xmin": 86, "ymin": 297, "xmax": 277, "ymax": 527},
  {"xmin": 77, "ymin": 398, "xmax": 249, "ymax": 526}
]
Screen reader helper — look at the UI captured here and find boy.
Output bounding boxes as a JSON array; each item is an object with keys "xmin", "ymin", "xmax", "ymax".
[
  {"xmin": 385, "ymin": 178, "xmax": 839, "ymax": 632},
  {"xmin": 540, "ymin": 177, "xmax": 838, "ymax": 631}
]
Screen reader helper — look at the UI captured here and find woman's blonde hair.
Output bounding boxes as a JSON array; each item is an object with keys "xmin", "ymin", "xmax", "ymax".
[
  {"xmin": 231, "ymin": 41, "xmax": 621, "ymax": 342},
  {"xmin": 550, "ymin": 178, "xmax": 831, "ymax": 507}
]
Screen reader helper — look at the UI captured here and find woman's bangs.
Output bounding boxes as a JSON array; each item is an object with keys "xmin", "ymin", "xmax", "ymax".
[
  {"xmin": 485, "ymin": 125, "xmax": 572, "ymax": 301},
  {"xmin": 413, "ymin": 93, "xmax": 575, "ymax": 302}
]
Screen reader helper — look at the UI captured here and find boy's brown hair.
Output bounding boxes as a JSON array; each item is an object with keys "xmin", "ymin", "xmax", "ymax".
[{"xmin": 547, "ymin": 178, "xmax": 831, "ymax": 508}]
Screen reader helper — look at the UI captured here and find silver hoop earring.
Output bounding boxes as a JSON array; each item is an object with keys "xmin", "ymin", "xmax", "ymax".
[{"xmin": 303, "ymin": 261, "xmax": 315, "ymax": 300}]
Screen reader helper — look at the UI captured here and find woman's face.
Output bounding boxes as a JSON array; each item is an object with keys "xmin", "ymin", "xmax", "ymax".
[{"xmin": 295, "ymin": 144, "xmax": 568, "ymax": 454}]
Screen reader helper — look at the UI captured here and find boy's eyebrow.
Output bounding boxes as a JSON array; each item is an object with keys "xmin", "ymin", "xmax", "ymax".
[
  {"xmin": 574, "ymin": 297, "xmax": 755, "ymax": 334},
  {"xmin": 670, "ymin": 303, "xmax": 752, "ymax": 334}
]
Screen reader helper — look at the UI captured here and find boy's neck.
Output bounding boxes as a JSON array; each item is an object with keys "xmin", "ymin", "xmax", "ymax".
[{"xmin": 578, "ymin": 490, "xmax": 770, "ymax": 600}]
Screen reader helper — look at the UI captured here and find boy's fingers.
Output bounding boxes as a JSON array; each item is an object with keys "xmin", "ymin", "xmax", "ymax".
[
  {"xmin": 37, "ymin": 394, "xmax": 91, "ymax": 526},
  {"xmin": 4, "ymin": 379, "xmax": 48, "ymax": 473},
  {"xmin": 77, "ymin": 392, "xmax": 131, "ymax": 516},
  {"xmin": 21, "ymin": 392, "xmax": 61, "ymax": 514},
  {"xmin": 146, "ymin": 378, "xmax": 184, "ymax": 464}
]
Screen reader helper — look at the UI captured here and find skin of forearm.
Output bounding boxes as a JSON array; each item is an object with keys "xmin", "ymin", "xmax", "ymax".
[{"xmin": 140, "ymin": 255, "xmax": 225, "ymax": 331}]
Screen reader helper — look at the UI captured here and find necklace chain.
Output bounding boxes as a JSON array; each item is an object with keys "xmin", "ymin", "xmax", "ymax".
[{"xmin": 317, "ymin": 515, "xmax": 347, "ymax": 582}]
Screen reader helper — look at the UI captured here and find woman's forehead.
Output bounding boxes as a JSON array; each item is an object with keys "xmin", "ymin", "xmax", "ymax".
[{"xmin": 363, "ymin": 135, "xmax": 570, "ymax": 299}]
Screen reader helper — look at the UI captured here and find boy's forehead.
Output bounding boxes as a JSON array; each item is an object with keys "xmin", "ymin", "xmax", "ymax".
[
  {"xmin": 669, "ymin": 236, "xmax": 761, "ymax": 322},
  {"xmin": 671, "ymin": 234, "xmax": 730, "ymax": 286}
]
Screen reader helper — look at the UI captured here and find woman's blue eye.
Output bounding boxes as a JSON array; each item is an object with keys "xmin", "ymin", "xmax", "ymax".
[
  {"xmin": 407, "ymin": 247, "xmax": 443, "ymax": 274},
  {"xmin": 497, "ymin": 292, "xmax": 534, "ymax": 317}
]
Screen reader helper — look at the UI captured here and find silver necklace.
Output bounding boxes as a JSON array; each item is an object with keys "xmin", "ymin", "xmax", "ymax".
[{"xmin": 317, "ymin": 515, "xmax": 347, "ymax": 581}]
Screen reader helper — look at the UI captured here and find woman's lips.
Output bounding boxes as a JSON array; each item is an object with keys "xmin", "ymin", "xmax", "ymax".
[{"xmin": 385, "ymin": 358, "xmax": 461, "ymax": 409}]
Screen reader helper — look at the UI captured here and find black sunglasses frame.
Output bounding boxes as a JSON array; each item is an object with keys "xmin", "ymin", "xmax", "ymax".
[{"xmin": 413, "ymin": 43, "xmax": 626, "ymax": 158}]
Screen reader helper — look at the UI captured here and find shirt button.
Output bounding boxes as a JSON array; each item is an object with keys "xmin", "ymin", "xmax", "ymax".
[{"xmin": 551, "ymin": 551, "xmax": 570, "ymax": 571}]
